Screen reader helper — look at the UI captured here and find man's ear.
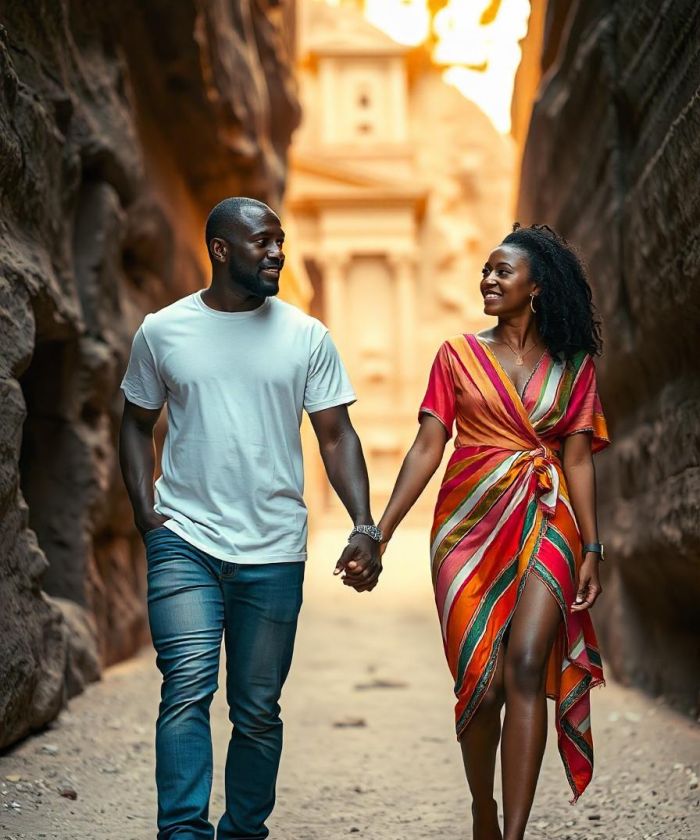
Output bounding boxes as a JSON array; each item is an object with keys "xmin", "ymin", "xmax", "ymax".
[{"xmin": 210, "ymin": 237, "xmax": 228, "ymax": 263}]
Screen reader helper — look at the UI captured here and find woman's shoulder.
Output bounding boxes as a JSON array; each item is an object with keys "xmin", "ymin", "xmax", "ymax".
[
  {"xmin": 430, "ymin": 334, "xmax": 467, "ymax": 361},
  {"xmin": 440, "ymin": 332, "xmax": 478, "ymax": 348}
]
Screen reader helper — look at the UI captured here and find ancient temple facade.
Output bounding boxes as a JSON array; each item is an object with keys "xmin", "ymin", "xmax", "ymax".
[{"xmin": 287, "ymin": 0, "xmax": 515, "ymax": 515}]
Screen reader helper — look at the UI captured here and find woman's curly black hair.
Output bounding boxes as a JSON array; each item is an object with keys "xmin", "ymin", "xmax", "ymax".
[{"xmin": 502, "ymin": 223, "xmax": 602, "ymax": 360}]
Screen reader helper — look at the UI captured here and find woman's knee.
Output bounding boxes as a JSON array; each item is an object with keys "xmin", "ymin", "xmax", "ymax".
[{"xmin": 504, "ymin": 644, "xmax": 548, "ymax": 696}]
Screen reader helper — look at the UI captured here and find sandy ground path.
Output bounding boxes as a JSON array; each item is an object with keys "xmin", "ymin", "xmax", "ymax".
[{"xmin": 1, "ymin": 528, "xmax": 698, "ymax": 840}]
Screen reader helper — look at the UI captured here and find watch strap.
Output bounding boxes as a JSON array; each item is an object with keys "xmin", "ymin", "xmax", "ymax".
[
  {"xmin": 583, "ymin": 542, "xmax": 604, "ymax": 560},
  {"xmin": 349, "ymin": 524, "xmax": 383, "ymax": 543}
]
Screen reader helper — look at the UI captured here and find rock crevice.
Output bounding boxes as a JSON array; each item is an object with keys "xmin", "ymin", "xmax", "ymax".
[
  {"xmin": 516, "ymin": 0, "xmax": 700, "ymax": 711},
  {"xmin": 0, "ymin": 0, "xmax": 299, "ymax": 748}
]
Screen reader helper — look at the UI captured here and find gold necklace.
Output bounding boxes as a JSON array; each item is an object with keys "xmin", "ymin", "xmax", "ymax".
[{"xmin": 492, "ymin": 336, "xmax": 541, "ymax": 366}]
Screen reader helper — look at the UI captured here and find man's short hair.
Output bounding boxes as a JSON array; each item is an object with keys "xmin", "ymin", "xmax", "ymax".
[{"xmin": 204, "ymin": 197, "xmax": 275, "ymax": 249}]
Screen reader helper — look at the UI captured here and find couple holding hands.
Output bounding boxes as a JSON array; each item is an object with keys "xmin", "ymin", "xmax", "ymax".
[{"xmin": 120, "ymin": 198, "xmax": 608, "ymax": 840}]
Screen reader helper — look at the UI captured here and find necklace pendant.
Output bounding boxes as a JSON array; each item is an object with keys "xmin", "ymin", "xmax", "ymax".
[{"xmin": 515, "ymin": 356, "xmax": 524, "ymax": 366}]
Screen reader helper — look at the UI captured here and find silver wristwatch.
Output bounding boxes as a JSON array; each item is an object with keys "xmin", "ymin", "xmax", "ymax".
[{"xmin": 349, "ymin": 524, "xmax": 383, "ymax": 543}]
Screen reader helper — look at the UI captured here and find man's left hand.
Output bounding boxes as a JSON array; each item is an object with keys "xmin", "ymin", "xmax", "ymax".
[{"xmin": 333, "ymin": 533, "xmax": 382, "ymax": 592}]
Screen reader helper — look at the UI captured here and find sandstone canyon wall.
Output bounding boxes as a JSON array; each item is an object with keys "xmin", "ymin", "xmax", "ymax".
[
  {"xmin": 0, "ymin": 0, "xmax": 299, "ymax": 748},
  {"xmin": 516, "ymin": 0, "xmax": 699, "ymax": 710}
]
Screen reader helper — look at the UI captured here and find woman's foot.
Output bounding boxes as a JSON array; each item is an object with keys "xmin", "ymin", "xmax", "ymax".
[{"xmin": 471, "ymin": 798, "xmax": 502, "ymax": 840}]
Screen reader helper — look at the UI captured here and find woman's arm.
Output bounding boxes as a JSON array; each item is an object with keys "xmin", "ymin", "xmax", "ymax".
[
  {"xmin": 562, "ymin": 431, "xmax": 602, "ymax": 612},
  {"xmin": 377, "ymin": 415, "xmax": 448, "ymax": 550}
]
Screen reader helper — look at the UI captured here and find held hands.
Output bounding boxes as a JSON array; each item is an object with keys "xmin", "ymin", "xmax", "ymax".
[
  {"xmin": 333, "ymin": 532, "xmax": 383, "ymax": 593},
  {"xmin": 570, "ymin": 552, "xmax": 603, "ymax": 612}
]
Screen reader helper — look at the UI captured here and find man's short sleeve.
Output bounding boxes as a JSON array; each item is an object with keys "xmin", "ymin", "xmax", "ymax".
[
  {"xmin": 120, "ymin": 324, "xmax": 167, "ymax": 409},
  {"xmin": 304, "ymin": 331, "xmax": 356, "ymax": 414}
]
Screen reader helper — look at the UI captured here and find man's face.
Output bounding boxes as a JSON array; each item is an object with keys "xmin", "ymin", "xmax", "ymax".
[{"xmin": 222, "ymin": 205, "xmax": 286, "ymax": 298}]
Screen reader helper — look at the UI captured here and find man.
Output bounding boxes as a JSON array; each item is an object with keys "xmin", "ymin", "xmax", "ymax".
[{"xmin": 119, "ymin": 197, "xmax": 382, "ymax": 840}]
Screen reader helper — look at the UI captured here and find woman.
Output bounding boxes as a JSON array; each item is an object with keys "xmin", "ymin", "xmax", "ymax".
[{"xmin": 377, "ymin": 224, "xmax": 608, "ymax": 839}]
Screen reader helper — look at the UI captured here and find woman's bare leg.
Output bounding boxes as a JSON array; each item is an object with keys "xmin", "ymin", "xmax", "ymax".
[
  {"xmin": 501, "ymin": 573, "xmax": 562, "ymax": 840},
  {"xmin": 460, "ymin": 648, "xmax": 505, "ymax": 840}
]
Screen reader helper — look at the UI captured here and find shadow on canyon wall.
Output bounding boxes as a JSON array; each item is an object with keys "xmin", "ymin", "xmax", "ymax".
[
  {"xmin": 0, "ymin": 0, "xmax": 299, "ymax": 748},
  {"xmin": 516, "ymin": 0, "xmax": 700, "ymax": 712}
]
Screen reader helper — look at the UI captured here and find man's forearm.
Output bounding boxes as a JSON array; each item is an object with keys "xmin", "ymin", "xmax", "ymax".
[
  {"xmin": 319, "ymin": 427, "xmax": 373, "ymax": 525},
  {"xmin": 119, "ymin": 420, "xmax": 159, "ymax": 528}
]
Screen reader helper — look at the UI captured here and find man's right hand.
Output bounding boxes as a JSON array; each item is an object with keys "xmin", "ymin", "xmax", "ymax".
[
  {"xmin": 136, "ymin": 512, "xmax": 169, "ymax": 537},
  {"xmin": 120, "ymin": 399, "xmax": 165, "ymax": 539}
]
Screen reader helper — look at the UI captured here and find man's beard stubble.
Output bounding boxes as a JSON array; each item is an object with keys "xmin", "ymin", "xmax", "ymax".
[{"xmin": 228, "ymin": 260, "xmax": 279, "ymax": 299}]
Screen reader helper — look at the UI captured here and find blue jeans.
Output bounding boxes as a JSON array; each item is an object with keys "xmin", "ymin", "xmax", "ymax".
[{"xmin": 144, "ymin": 527, "xmax": 305, "ymax": 840}]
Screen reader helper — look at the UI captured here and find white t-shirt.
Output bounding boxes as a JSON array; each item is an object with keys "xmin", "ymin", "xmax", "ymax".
[{"xmin": 121, "ymin": 292, "xmax": 355, "ymax": 563}]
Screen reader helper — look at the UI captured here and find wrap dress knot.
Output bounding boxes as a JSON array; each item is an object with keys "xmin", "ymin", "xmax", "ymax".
[
  {"xmin": 527, "ymin": 445, "xmax": 560, "ymax": 517},
  {"xmin": 419, "ymin": 334, "xmax": 610, "ymax": 802}
]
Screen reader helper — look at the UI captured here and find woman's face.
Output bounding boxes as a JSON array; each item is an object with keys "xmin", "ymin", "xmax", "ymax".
[{"xmin": 480, "ymin": 244, "xmax": 538, "ymax": 317}]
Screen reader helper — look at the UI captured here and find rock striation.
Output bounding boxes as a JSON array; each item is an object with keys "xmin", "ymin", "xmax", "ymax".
[
  {"xmin": 516, "ymin": 0, "xmax": 700, "ymax": 710},
  {"xmin": 0, "ymin": 0, "xmax": 299, "ymax": 748}
]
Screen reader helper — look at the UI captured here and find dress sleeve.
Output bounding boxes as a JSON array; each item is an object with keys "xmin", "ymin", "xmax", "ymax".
[
  {"xmin": 419, "ymin": 341, "xmax": 456, "ymax": 438},
  {"xmin": 560, "ymin": 355, "xmax": 610, "ymax": 453}
]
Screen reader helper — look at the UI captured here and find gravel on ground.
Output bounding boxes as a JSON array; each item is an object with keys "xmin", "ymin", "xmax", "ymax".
[{"xmin": 1, "ymin": 528, "xmax": 698, "ymax": 839}]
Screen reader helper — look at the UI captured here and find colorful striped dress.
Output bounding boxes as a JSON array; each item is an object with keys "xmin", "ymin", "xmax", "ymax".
[{"xmin": 420, "ymin": 333, "xmax": 609, "ymax": 801}]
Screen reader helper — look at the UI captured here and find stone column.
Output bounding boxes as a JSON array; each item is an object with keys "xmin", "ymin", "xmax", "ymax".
[
  {"xmin": 390, "ymin": 253, "xmax": 419, "ymax": 411},
  {"xmin": 318, "ymin": 253, "xmax": 351, "ymax": 355}
]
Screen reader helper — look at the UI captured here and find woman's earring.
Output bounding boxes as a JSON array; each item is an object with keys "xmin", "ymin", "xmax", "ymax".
[{"xmin": 530, "ymin": 293, "xmax": 537, "ymax": 314}]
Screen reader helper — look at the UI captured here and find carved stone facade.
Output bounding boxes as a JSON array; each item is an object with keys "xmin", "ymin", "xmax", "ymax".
[
  {"xmin": 289, "ymin": 1, "xmax": 514, "ymax": 514},
  {"xmin": 0, "ymin": 0, "xmax": 300, "ymax": 748}
]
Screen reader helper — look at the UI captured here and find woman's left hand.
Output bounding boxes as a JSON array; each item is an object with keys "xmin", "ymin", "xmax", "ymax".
[{"xmin": 570, "ymin": 553, "xmax": 603, "ymax": 612}]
